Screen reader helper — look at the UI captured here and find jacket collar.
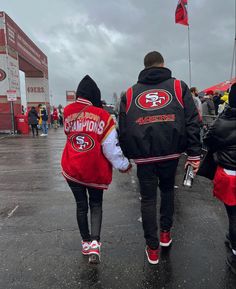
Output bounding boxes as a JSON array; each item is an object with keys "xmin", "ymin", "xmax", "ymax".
[{"xmin": 76, "ymin": 97, "xmax": 93, "ymax": 106}]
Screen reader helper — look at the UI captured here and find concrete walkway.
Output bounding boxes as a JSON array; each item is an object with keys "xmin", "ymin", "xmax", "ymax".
[{"xmin": 0, "ymin": 128, "xmax": 236, "ymax": 289}]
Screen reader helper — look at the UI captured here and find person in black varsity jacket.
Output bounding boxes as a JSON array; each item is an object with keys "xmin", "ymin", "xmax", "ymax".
[{"xmin": 119, "ymin": 51, "xmax": 201, "ymax": 265}]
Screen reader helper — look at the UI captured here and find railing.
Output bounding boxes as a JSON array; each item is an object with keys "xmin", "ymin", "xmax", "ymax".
[
  {"xmin": 202, "ymin": 114, "xmax": 218, "ymax": 128},
  {"xmin": 201, "ymin": 114, "xmax": 218, "ymax": 149}
]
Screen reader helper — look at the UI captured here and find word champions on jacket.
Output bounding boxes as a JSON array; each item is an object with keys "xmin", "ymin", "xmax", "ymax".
[{"xmin": 64, "ymin": 112, "xmax": 106, "ymax": 135}]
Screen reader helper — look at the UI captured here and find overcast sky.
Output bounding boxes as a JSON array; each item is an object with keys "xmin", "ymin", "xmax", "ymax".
[{"xmin": 1, "ymin": 0, "xmax": 235, "ymax": 106}]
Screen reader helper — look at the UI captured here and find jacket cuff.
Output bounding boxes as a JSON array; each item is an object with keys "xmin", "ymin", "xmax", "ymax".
[{"xmin": 187, "ymin": 155, "xmax": 201, "ymax": 161}]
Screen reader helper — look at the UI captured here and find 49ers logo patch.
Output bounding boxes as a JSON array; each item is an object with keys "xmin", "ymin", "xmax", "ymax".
[
  {"xmin": 135, "ymin": 89, "xmax": 172, "ymax": 110},
  {"xmin": 0, "ymin": 69, "xmax": 6, "ymax": 81},
  {"xmin": 70, "ymin": 133, "xmax": 95, "ymax": 152}
]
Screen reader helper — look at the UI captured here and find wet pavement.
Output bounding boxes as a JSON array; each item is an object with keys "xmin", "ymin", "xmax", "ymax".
[{"xmin": 0, "ymin": 128, "xmax": 236, "ymax": 289}]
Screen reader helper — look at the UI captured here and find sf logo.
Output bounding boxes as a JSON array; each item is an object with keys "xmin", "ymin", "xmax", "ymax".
[
  {"xmin": 145, "ymin": 92, "xmax": 166, "ymax": 107},
  {"xmin": 76, "ymin": 136, "xmax": 89, "ymax": 150}
]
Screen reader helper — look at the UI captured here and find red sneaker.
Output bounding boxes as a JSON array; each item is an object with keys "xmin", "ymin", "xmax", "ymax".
[
  {"xmin": 160, "ymin": 231, "xmax": 172, "ymax": 247},
  {"xmin": 81, "ymin": 241, "xmax": 91, "ymax": 255},
  {"xmin": 145, "ymin": 246, "xmax": 159, "ymax": 264},
  {"xmin": 89, "ymin": 240, "xmax": 101, "ymax": 264}
]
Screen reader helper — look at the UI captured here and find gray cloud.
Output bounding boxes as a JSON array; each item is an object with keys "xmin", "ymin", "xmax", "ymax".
[{"xmin": 1, "ymin": 0, "xmax": 235, "ymax": 105}]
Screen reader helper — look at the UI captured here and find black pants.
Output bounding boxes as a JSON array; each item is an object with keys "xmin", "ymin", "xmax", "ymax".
[
  {"xmin": 225, "ymin": 204, "xmax": 236, "ymax": 250},
  {"xmin": 31, "ymin": 124, "xmax": 38, "ymax": 136},
  {"xmin": 67, "ymin": 180, "xmax": 103, "ymax": 242},
  {"xmin": 137, "ymin": 159, "xmax": 179, "ymax": 249}
]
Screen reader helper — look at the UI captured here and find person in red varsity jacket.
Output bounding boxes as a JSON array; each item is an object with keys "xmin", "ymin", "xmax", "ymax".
[
  {"xmin": 119, "ymin": 51, "xmax": 201, "ymax": 265},
  {"xmin": 61, "ymin": 75, "xmax": 131, "ymax": 264}
]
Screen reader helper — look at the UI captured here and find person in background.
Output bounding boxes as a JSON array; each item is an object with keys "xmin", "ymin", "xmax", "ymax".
[
  {"xmin": 190, "ymin": 87, "xmax": 203, "ymax": 122},
  {"xmin": 61, "ymin": 75, "xmax": 131, "ymax": 264},
  {"xmin": 202, "ymin": 90, "xmax": 216, "ymax": 130},
  {"xmin": 221, "ymin": 90, "xmax": 229, "ymax": 103},
  {"xmin": 21, "ymin": 105, "xmax": 25, "ymax": 115},
  {"xmin": 202, "ymin": 90, "xmax": 215, "ymax": 116},
  {"xmin": 204, "ymin": 83, "xmax": 236, "ymax": 275},
  {"xmin": 59, "ymin": 109, "xmax": 63, "ymax": 127},
  {"xmin": 40, "ymin": 106, "xmax": 49, "ymax": 136},
  {"xmin": 218, "ymin": 90, "xmax": 230, "ymax": 114},
  {"xmin": 37, "ymin": 104, "xmax": 43, "ymax": 130},
  {"xmin": 50, "ymin": 111, "xmax": 54, "ymax": 128},
  {"xmin": 28, "ymin": 106, "xmax": 39, "ymax": 137},
  {"xmin": 119, "ymin": 51, "xmax": 201, "ymax": 265},
  {"xmin": 213, "ymin": 90, "xmax": 223, "ymax": 115},
  {"xmin": 52, "ymin": 108, "xmax": 59, "ymax": 129}
]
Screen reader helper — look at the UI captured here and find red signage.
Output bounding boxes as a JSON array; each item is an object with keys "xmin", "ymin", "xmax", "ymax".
[
  {"xmin": 3, "ymin": 12, "xmax": 48, "ymax": 76},
  {"xmin": 66, "ymin": 91, "xmax": 76, "ymax": 101}
]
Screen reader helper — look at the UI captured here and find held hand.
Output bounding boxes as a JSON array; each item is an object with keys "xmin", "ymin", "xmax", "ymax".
[
  {"xmin": 119, "ymin": 163, "xmax": 132, "ymax": 173},
  {"xmin": 185, "ymin": 160, "xmax": 200, "ymax": 174}
]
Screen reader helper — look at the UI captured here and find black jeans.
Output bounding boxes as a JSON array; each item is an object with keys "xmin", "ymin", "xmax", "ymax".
[
  {"xmin": 225, "ymin": 204, "xmax": 236, "ymax": 250},
  {"xmin": 137, "ymin": 159, "xmax": 179, "ymax": 249},
  {"xmin": 31, "ymin": 124, "xmax": 38, "ymax": 136},
  {"xmin": 67, "ymin": 180, "xmax": 103, "ymax": 242}
]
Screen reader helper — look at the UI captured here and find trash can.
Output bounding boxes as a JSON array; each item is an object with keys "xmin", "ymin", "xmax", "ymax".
[{"xmin": 15, "ymin": 114, "xmax": 29, "ymax": 134}]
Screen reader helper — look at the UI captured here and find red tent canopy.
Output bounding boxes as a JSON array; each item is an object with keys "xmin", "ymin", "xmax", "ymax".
[{"xmin": 202, "ymin": 77, "xmax": 236, "ymax": 93}]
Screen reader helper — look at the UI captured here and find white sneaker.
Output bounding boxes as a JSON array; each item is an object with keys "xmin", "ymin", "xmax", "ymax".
[
  {"xmin": 89, "ymin": 240, "xmax": 101, "ymax": 264},
  {"xmin": 81, "ymin": 241, "xmax": 91, "ymax": 255}
]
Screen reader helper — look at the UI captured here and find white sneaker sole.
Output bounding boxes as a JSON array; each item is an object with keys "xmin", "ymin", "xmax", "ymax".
[
  {"xmin": 145, "ymin": 248, "xmax": 159, "ymax": 265},
  {"xmin": 160, "ymin": 239, "xmax": 172, "ymax": 247}
]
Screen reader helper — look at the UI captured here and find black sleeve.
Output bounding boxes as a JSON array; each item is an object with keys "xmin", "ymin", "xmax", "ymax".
[
  {"xmin": 118, "ymin": 94, "xmax": 128, "ymax": 157},
  {"xmin": 182, "ymin": 81, "xmax": 202, "ymax": 158},
  {"xmin": 203, "ymin": 121, "xmax": 220, "ymax": 152},
  {"xmin": 203, "ymin": 117, "xmax": 230, "ymax": 152}
]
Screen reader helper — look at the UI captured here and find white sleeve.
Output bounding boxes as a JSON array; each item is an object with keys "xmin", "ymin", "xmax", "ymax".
[{"xmin": 102, "ymin": 128, "xmax": 130, "ymax": 170}]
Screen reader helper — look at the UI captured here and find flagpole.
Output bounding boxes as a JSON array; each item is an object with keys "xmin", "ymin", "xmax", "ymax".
[
  {"xmin": 175, "ymin": 0, "xmax": 192, "ymax": 86},
  {"xmin": 187, "ymin": 3, "xmax": 192, "ymax": 87},
  {"xmin": 230, "ymin": 37, "xmax": 236, "ymax": 80},
  {"xmin": 230, "ymin": 0, "xmax": 236, "ymax": 80},
  {"xmin": 187, "ymin": 25, "xmax": 192, "ymax": 87}
]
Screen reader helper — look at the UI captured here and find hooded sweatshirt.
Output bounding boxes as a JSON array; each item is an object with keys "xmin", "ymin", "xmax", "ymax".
[
  {"xmin": 61, "ymin": 75, "xmax": 129, "ymax": 189},
  {"xmin": 119, "ymin": 67, "xmax": 201, "ymax": 164}
]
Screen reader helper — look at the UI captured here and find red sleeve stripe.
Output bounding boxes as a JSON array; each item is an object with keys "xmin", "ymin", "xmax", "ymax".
[
  {"xmin": 126, "ymin": 87, "xmax": 133, "ymax": 113},
  {"xmin": 187, "ymin": 156, "xmax": 201, "ymax": 161},
  {"xmin": 174, "ymin": 79, "xmax": 184, "ymax": 108}
]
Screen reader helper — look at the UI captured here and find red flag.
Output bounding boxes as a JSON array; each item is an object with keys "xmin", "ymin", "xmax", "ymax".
[{"xmin": 175, "ymin": 0, "xmax": 189, "ymax": 26}]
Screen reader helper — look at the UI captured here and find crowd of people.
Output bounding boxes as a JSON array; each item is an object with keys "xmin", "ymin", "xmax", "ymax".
[
  {"xmin": 60, "ymin": 51, "xmax": 236, "ymax": 274},
  {"xmin": 27, "ymin": 104, "xmax": 64, "ymax": 137},
  {"xmin": 190, "ymin": 87, "xmax": 230, "ymax": 124}
]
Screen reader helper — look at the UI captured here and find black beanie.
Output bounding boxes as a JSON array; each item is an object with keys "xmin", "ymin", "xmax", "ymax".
[
  {"xmin": 76, "ymin": 75, "xmax": 102, "ymax": 107},
  {"xmin": 229, "ymin": 83, "xmax": 236, "ymax": 108}
]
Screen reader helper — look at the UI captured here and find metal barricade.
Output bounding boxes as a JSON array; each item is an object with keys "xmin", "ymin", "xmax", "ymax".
[{"xmin": 202, "ymin": 114, "xmax": 218, "ymax": 128}]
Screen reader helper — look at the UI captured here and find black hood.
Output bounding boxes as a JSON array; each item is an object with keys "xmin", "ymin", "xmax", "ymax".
[
  {"xmin": 229, "ymin": 82, "xmax": 236, "ymax": 108},
  {"xmin": 76, "ymin": 75, "xmax": 102, "ymax": 107},
  {"xmin": 138, "ymin": 67, "xmax": 172, "ymax": 85}
]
